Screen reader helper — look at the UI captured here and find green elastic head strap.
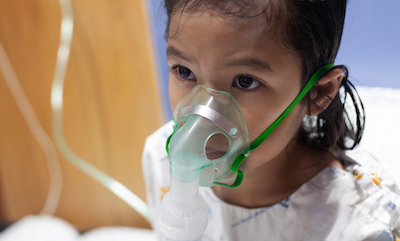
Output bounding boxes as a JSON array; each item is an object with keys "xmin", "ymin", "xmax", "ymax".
[
  {"xmin": 166, "ymin": 63, "xmax": 335, "ymax": 189},
  {"xmin": 249, "ymin": 62, "xmax": 335, "ymax": 151}
]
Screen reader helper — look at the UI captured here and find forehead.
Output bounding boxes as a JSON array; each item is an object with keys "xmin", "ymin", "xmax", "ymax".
[
  {"xmin": 169, "ymin": 10, "xmax": 268, "ymax": 45},
  {"xmin": 167, "ymin": 9, "xmax": 300, "ymax": 70},
  {"xmin": 166, "ymin": 0, "xmax": 297, "ymax": 55},
  {"xmin": 167, "ymin": 0, "xmax": 286, "ymax": 35},
  {"xmin": 168, "ymin": 2, "xmax": 278, "ymax": 38}
]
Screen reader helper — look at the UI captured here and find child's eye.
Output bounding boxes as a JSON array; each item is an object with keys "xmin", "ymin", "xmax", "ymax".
[
  {"xmin": 174, "ymin": 66, "xmax": 196, "ymax": 80},
  {"xmin": 233, "ymin": 76, "xmax": 261, "ymax": 90}
]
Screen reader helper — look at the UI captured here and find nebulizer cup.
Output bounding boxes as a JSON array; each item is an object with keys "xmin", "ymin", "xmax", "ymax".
[{"xmin": 158, "ymin": 85, "xmax": 250, "ymax": 241}]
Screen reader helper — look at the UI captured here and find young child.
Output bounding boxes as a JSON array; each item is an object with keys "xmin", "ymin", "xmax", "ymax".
[{"xmin": 142, "ymin": 0, "xmax": 400, "ymax": 240}]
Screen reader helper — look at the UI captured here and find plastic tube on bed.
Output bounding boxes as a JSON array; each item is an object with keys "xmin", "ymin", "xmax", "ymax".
[{"xmin": 51, "ymin": 0, "xmax": 152, "ymax": 224}]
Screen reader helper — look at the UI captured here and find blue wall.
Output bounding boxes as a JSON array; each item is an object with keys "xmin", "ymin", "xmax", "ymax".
[
  {"xmin": 148, "ymin": 0, "xmax": 400, "ymax": 120},
  {"xmin": 336, "ymin": 0, "xmax": 400, "ymax": 89},
  {"xmin": 147, "ymin": 0, "xmax": 171, "ymax": 120}
]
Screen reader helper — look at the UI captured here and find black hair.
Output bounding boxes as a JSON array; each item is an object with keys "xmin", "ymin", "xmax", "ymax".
[
  {"xmin": 282, "ymin": 0, "xmax": 365, "ymax": 150},
  {"xmin": 163, "ymin": 0, "xmax": 365, "ymax": 151}
]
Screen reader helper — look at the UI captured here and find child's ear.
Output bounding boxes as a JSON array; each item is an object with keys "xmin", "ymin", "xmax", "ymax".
[{"xmin": 309, "ymin": 68, "xmax": 344, "ymax": 116}]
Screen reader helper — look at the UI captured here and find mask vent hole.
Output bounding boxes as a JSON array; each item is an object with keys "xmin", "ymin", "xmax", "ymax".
[
  {"xmin": 205, "ymin": 133, "xmax": 229, "ymax": 160},
  {"xmin": 178, "ymin": 120, "xmax": 186, "ymax": 129}
]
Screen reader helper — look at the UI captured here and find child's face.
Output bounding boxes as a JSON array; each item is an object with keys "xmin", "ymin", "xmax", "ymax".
[{"xmin": 167, "ymin": 10, "xmax": 308, "ymax": 173}]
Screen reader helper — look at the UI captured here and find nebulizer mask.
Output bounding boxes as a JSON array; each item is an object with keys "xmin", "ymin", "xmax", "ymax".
[
  {"xmin": 168, "ymin": 85, "xmax": 251, "ymax": 187},
  {"xmin": 158, "ymin": 63, "xmax": 335, "ymax": 241}
]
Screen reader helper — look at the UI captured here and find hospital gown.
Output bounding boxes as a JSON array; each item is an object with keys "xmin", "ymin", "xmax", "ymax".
[{"xmin": 142, "ymin": 121, "xmax": 400, "ymax": 241}]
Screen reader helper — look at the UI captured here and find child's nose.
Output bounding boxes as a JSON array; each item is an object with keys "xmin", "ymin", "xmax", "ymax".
[{"xmin": 198, "ymin": 79, "xmax": 229, "ymax": 93}]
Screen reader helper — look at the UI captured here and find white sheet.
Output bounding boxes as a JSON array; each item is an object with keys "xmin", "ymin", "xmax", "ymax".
[
  {"xmin": 0, "ymin": 215, "xmax": 156, "ymax": 241},
  {"xmin": 356, "ymin": 87, "xmax": 400, "ymax": 185}
]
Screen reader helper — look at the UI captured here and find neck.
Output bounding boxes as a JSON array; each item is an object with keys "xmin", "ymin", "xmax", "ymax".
[{"xmin": 212, "ymin": 146, "xmax": 341, "ymax": 208}]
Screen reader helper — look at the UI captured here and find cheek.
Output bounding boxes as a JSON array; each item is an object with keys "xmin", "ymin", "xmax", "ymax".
[
  {"xmin": 168, "ymin": 82, "xmax": 180, "ymax": 112},
  {"xmin": 243, "ymin": 92, "xmax": 307, "ymax": 147},
  {"xmin": 168, "ymin": 75, "xmax": 197, "ymax": 113},
  {"xmin": 239, "ymin": 80, "xmax": 303, "ymax": 143},
  {"xmin": 239, "ymin": 95, "xmax": 292, "ymax": 143},
  {"xmin": 168, "ymin": 75, "xmax": 187, "ymax": 112},
  {"xmin": 246, "ymin": 110, "xmax": 302, "ymax": 145},
  {"xmin": 244, "ymin": 105, "xmax": 306, "ymax": 170}
]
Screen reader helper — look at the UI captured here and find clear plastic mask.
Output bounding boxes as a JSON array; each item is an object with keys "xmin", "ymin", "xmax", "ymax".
[{"xmin": 168, "ymin": 85, "xmax": 250, "ymax": 187}]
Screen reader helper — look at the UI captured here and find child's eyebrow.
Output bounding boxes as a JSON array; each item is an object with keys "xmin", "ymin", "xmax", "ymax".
[
  {"xmin": 166, "ymin": 46, "xmax": 193, "ymax": 63},
  {"xmin": 227, "ymin": 58, "xmax": 272, "ymax": 72},
  {"xmin": 167, "ymin": 45, "xmax": 272, "ymax": 72}
]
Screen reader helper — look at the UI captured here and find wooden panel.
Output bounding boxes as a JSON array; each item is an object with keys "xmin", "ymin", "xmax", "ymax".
[{"xmin": 0, "ymin": 0, "xmax": 163, "ymax": 230}]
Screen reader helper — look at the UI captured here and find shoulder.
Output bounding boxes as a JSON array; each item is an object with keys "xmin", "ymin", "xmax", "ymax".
[
  {"xmin": 141, "ymin": 121, "xmax": 174, "ymax": 226},
  {"xmin": 142, "ymin": 120, "xmax": 174, "ymax": 168},
  {"xmin": 143, "ymin": 120, "xmax": 174, "ymax": 151},
  {"xmin": 342, "ymin": 147, "xmax": 400, "ymax": 195},
  {"xmin": 343, "ymin": 149, "xmax": 400, "ymax": 240},
  {"xmin": 299, "ymin": 148, "xmax": 400, "ymax": 240},
  {"xmin": 142, "ymin": 120, "xmax": 174, "ymax": 162}
]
